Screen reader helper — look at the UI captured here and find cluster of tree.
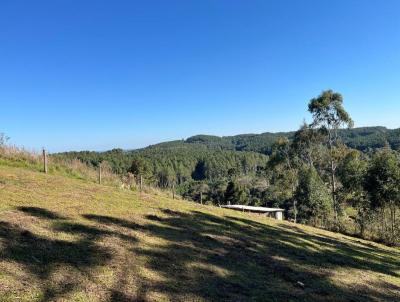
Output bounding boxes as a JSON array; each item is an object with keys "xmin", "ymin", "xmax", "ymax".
[
  {"xmin": 54, "ymin": 148, "xmax": 134, "ymax": 174},
  {"xmin": 54, "ymin": 144, "xmax": 268, "ymax": 188},
  {"xmin": 261, "ymin": 90, "xmax": 399, "ymax": 245},
  {"xmin": 0, "ymin": 132, "xmax": 10, "ymax": 146}
]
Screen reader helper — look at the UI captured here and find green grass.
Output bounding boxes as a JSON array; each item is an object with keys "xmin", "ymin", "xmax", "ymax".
[{"xmin": 0, "ymin": 165, "xmax": 399, "ymax": 301}]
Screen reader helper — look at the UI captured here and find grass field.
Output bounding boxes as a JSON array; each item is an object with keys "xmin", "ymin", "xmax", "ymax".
[{"xmin": 0, "ymin": 165, "xmax": 399, "ymax": 301}]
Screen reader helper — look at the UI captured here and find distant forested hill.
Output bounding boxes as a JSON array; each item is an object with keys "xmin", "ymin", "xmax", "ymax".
[
  {"xmin": 151, "ymin": 126, "xmax": 400, "ymax": 154},
  {"xmin": 54, "ymin": 126, "xmax": 400, "ymax": 176}
]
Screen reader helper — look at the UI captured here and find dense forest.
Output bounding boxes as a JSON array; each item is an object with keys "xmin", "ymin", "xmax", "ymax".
[{"xmin": 54, "ymin": 91, "xmax": 400, "ymax": 245}]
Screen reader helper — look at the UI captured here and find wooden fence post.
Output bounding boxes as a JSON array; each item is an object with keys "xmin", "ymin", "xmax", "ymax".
[
  {"xmin": 98, "ymin": 163, "xmax": 102, "ymax": 184},
  {"xmin": 140, "ymin": 175, "xmax": 143, "ymax": 192},
  {"xmin": 42, "ymin": 149, "xmax": 48, "ymax": 174},
  {"xmin": 127, "ymin": 172, "xmax": 134, "ymax": 189},
  {"xmin": 172, "ymin": 183, "xmax": 175, "ymax": 199}
]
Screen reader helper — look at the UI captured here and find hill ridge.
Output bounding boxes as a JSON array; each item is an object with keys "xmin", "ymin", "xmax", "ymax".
[{"xmin": 161, "ymin": 126, "xmax": 398, "ymax": 154}]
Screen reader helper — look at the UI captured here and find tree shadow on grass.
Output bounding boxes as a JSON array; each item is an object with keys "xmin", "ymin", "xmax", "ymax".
[
  {"xmin": 0, "ymin": 220, "xmax": 111, "ymax": 301},
  {"xmin": 270, "ymin": 221, "xmax": 400, "ymax": 274},
  {"xmin": 2, "ymin": 206, "xmax": 399, "ymax": 301},
  {"xmin": 16, "ymin": 206, "xmax": 67, "ymax": 220},
  {"xmin": 129, "ymin": 210, "xmax": 399, "ymax": 302},
  {"xmin": 0, "ymin": 206, "xmax": 138, "ymax": 302},
  {"xmin": 82, "ymin": 214, "xmax": 140, "ymax": 230},
  {"xmin": 83, "ymin": 209, "xmax": 400, "ymax": 301}
]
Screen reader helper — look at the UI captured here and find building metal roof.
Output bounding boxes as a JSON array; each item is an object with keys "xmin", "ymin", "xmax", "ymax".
[{"xmin": 221, "ymin": 205, "xmax": 284, "ymax": 213}]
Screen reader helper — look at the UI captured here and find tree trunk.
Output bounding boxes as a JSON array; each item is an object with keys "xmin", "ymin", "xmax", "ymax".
[
  {"xmin": 331, "ymin": 157, "xmax": 337, "ymax": 222},
  {"xmin": 292, "ymin": 180, "xmax": 297, "ymax": 224},
  {"xmin": 328, "ymin": 131, "xmax": 338, "ymax": 226},
  {"xmin": 360, "ymin": 223, "xmax": 365, "ymax": 238},
  {"xmin": 381, "ymin": 207, "xmax": 386, "ymax": 239},
  {"xmin": 390, "ymin": 204, "xmax": 395, "ymax": 240}
]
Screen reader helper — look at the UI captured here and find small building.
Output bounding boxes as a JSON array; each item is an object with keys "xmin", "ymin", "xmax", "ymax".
[{"xmin": 221, "ymin": 205, "xmax": 284, "ymax": 220}]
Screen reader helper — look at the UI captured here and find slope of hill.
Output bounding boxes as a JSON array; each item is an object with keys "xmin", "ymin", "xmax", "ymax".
[{"xmin": 0, "ymin": 164, "xmax": 399, "ymax": 301}]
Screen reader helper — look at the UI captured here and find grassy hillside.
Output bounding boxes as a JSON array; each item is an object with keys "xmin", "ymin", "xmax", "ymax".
[{"xmin": 0, "ymin": 165, "xmax": 399, "ymax": 302}]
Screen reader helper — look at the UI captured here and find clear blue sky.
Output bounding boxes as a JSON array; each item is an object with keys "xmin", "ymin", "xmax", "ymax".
[{"xmin": 1, "ymin": 1, "xmax": 399, "ymax": 152}]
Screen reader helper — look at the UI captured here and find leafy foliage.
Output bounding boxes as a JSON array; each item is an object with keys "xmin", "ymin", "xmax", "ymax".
[{"xmin": 295, "ymin": 167, "xmax": 332, "ymax": 226}]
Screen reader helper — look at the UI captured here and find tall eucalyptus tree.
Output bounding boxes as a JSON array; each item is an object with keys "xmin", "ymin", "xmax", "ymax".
[{"xmin": 308, "ymin": 90, "xmax": 353, "ymax": 226}]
